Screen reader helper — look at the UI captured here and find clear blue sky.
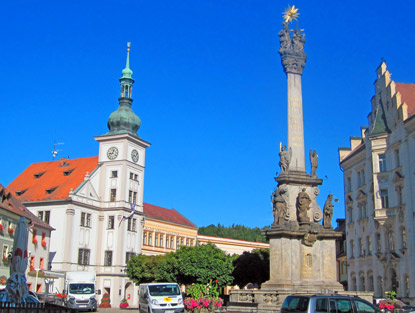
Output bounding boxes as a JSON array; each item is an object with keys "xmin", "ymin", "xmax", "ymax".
[{"xmin": 1, "ymin": 1, "xmax": 415, "ymax": 228}]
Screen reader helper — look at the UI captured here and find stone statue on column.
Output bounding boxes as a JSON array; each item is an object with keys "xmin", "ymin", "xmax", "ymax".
[
  {"xmin": 323, "ymin": 194, "xmax": 334, "ymax": 228},
  {"xmin": 310, "ymin": 149, "xmax": 318, "ymax": 177},
  {"xmin": 296, "ymin": 188, "xmax": 311, "ymax": 224},
  {"xmin": 271, "ymin": 185, "xmax": 289, "ymax": 226},
  {"xmin": 279, "ymin": 145, "xmax": 292, "ymax": 173}
]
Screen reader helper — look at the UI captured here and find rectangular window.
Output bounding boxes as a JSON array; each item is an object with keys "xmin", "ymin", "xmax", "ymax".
[
  {"xmin": 111, "ymin": 171, "xmax": 118, "ymax": 178},
  {"xmin": 108, "ymin": 216, "xmax": 115, "ymax": 229},
  {"xmin": 166, "ymin": 236, "xmax": 169, "ymax": 248},
  {"xmin": 127, "ymin": 219, "xmax": 132, "ymax": 231},
  {"xmin": 160, "ymin": 235, "xmax": 163, "ymax": 247},
  {"xmin": 129, "ymin": 173, "xmax": 134, "ymax": 180},
  {"xmin": 44, "ymin": 211, "xmax": 50, "ymax": 224},
  {"xmin": 380, "ymin": 189, "xmax": 389, "ymax": 208},
  {"xmin": 39, "ymin": 257, "xmax": 44, "ymax": 270},
  {"xmin": 379, "ymin": 154, "xmax": 387, "ymax": 172},
  {"xmin": 81, "ymin": 213, "xmax": 91, "ymax": 227},
  {"xmin": 143, "ymin": 232, "xmax": 147, "ymax": 245},
  {"xmin": 104, "ymin": 251, "xmax": 113, "ymax": 266},
  {"xmin": 78, "ymin": 249, "xmax": 90, "ymax": 265},
  {"xmin": 155, "ymin": 234, "xmax": 158, "ymax": 247},
  {"xmin": 37, "ymin": 211, "xmax": 50, "ymax": 224},
  {"xmin": 129, "ymin": 190, "xmax": 133, "ymax": 203},
  {"xmin": 110, "ymin": 189, "xmax": 116, "ymax": 202},
  {"xmin": 126, "ymin": 252, "xmax": 135, "ymax": 265},
  {"xmin": 133, "ymin": 192, "xmax": 137, "ymax": 204},
  {"xmin": 134, "ymin": 174, "xmax": 138, "ymax": 181},
  {"xmin": 132, "ymin": 219, "xmax": 136, "ymax": 232},
  {"xmin": 148, "ymin": 233, "xmax": 152, "ymax": 246}
]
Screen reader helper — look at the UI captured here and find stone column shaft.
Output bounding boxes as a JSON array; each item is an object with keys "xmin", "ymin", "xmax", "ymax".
[{"xmin": 287, "ymin": 73, "xmax": 305, "ymax": 171}]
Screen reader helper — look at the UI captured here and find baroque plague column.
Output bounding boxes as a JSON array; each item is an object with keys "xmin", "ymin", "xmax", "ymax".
[{"xmin": 262, "ymin": 6, "xmax": 343, "ymax": 293}]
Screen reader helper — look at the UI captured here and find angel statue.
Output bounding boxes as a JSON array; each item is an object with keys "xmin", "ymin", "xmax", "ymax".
[{"xmin": 279, "ymin": 144, "xmax": 292, "ymax": 173}]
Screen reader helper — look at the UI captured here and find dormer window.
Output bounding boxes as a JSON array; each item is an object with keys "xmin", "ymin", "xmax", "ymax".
[
  {"xmin": 63, "ymin": 169, "xmax": 74, "ymax": 176},
  {"xmin": 46, "ymin": 187, "xmax": 57, "ymax": 194},
  {"xmin": 34, "ymin": 172, "xmax": 45, "ymax": 179},
  {"xmin": 15, "ymin": 189, "xmax": 28, "ymax": 196}
]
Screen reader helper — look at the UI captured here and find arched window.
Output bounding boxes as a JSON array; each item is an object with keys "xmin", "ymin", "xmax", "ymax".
[
  {"xmin": 359, "ymin": 274, "xmax": 366, "ymax": 291},
  {"xmin": 351, "ymin": 274, "xmax": 357, "ymax": 291},
  {"xmin": 376, "ymin": 233, "xmax": 382, "ymax": 252},
  {"xmin": 367, "ymin": 236, "xmax": 372, "ymax": 255},
  {"xmin": 367, "ymin": 273, "xmax": 374, "ymax": 291}
]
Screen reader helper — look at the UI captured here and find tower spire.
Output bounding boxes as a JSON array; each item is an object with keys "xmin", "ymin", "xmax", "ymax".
[{"xmin": 105, "ymin": 43, "xmax": 141, "ymax": 137}]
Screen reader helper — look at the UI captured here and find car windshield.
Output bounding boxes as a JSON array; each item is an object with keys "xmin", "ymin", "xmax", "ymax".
[
  {"xmin": 69, "ymin": 283, "xmax": 95, "ymax": 294},
  {"xmin": 148, "ymin": 285, "xmax": 181, "ymax": 296}
]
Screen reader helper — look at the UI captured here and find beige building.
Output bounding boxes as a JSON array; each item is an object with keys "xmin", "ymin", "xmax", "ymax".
[
  {"xmin": 197, "ymin": 235, "xmax": 269, "ymax": 255},
  {"xmin": 141, "ymin": 203, "xmax": 198, "ymax": 256},
  {"xmin": 339, "ymin": 62, "xmax": 415, "ymax": 303}
]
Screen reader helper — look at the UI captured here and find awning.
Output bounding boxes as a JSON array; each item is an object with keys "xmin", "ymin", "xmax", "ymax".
[{"xmin": 28, "ymin": 270, "xmax": 65, "ymax": 279}]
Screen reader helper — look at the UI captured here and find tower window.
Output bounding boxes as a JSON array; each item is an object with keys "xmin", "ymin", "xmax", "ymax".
[
  {"xmin": 110, "ymin": 189, "xmax": 117, "ymax": 202},
  {"xmin": 104, "ymin": 251, "xmax": 113, "ymax": 266},
  {"xmin": 108, "ymin": 216, "xmax": 115, "ymax": 229}
]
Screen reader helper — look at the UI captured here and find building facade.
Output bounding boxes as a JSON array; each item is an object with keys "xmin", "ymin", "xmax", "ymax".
[
  {"xmin": 7, "ymin": 45, "xmax": 150, "ymax": 307},
  {"xmin": 0, "ymin": 185, "xmax": 54, "ymax": 292},
  {"xmin": 141, "ymin": 203, "xmax": 198, "ymax": 256},
  {"xmin": 339, "ymin": 62, "xmax": 415, "ymax": 303}
]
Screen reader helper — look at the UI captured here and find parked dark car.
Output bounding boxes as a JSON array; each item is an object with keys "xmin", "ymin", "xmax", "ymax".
[{"xmin": 281, "ymin": 294, "xmax": 381, "ymax": 313}]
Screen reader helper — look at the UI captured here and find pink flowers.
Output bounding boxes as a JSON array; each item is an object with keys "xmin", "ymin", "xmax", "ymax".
[
  {"xmin": 378, "ymin": 299, "xmax": 395, "ymax": 311},
  {"xmin": 184, "ymin": 297, "xmax": 223, "ymax": 312}
]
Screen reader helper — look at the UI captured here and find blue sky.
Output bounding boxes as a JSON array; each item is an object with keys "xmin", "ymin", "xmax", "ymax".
[{"xmin": 1, "ymin": 1, "xmax": 415, "ymax": 228}]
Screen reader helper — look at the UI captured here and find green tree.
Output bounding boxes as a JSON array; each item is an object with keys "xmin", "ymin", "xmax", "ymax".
[
  {"xmin": 126, "ymin": 254, "xmax": 164, "ymax": 285},
  {"xmin": 232, "ymin": 248, "xmax": 269, "ymax": 288},
  {"xmin": 127, "ymin": 244, "xmax": 235, "ymax": 288},
  {"xmin": 198, "ymin": 224, "xmax": 269, "ymax": 242},
  {"xmin": 164, "ymin": 244, "xmax": 234, "ymax": 287}
]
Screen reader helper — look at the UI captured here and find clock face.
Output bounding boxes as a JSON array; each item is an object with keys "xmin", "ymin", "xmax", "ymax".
[
  {"xmin": 131, "ymin": 149, "xmax": 139, "ymax": 163},
  {"xmin": 107, "ymin": 147, "xmax": 119, "ymax": 160}
]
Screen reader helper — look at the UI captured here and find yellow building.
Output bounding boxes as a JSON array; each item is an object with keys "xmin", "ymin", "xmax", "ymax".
[{"xmin": 142, "ymin": 203, "xmax": 198, "ymax": 256}]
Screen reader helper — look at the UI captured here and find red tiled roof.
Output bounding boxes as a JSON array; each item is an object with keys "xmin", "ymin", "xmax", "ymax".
[
  {"xmin": 0, "ymin": 184, "xmax": 54, "ymax": 230},
  {"xmin": 7, "ymin": 157, "xmax": 98, "ymax": 202},
  {"xmin": 395, "ymin": 82, "xmax": 415, "ymax": 117},
  {"xmin": 143, "ymin": 203, "xmax": 197, "ymax": 228}
]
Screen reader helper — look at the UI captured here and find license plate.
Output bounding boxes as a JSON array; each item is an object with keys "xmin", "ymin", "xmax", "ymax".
[{"xmin": 164, "ymin": 311, "xmax": 174, "ymax": 313}]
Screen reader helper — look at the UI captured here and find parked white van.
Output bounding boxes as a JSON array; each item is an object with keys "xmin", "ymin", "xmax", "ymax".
[{"xmin": 139, "ymin": 283, "xmax": 184, "ymax": 313}]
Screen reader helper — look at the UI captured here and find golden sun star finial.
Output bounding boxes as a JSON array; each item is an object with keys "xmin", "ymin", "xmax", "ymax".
[{"xmin": 283, "ymin": 5, "xmax": 299, "ymax": 23}]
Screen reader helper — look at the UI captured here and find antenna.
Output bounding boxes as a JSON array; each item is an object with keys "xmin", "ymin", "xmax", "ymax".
[{"xmin": 52, "ymin": 140, "xmax": 64, "ymax": 160}]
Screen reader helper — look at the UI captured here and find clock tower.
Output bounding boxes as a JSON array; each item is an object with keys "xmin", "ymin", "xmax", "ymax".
[{"xmin": 95, "ymin": 43, "xmax": 151, "ymax": 212}]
